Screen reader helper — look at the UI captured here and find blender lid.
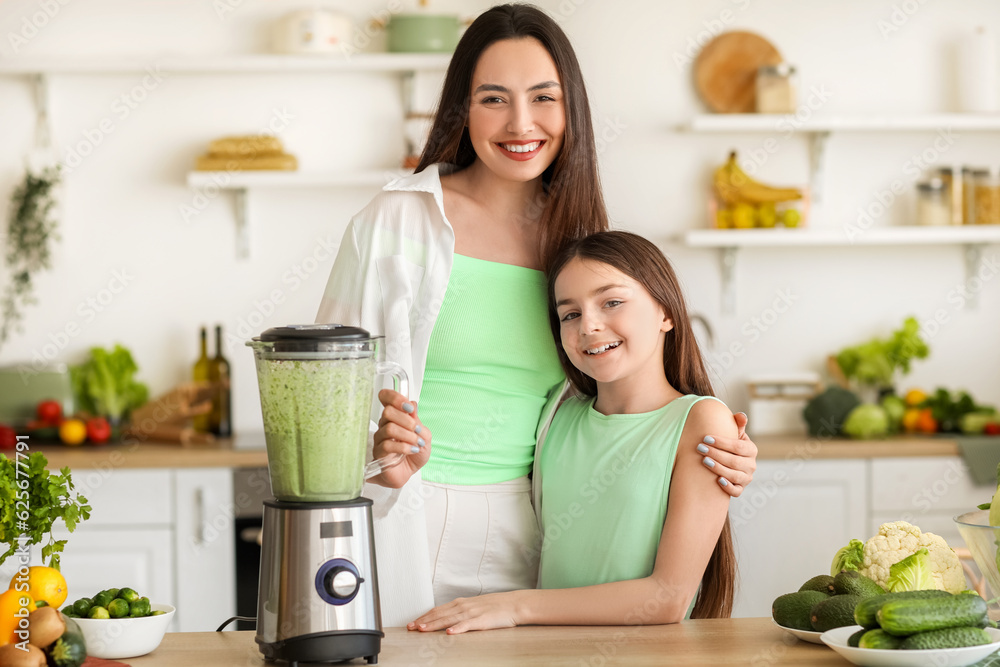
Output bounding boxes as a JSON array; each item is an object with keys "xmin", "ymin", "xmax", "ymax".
[{"xmin": 258, "ymin": 324, "xmax": 372, "ymax": 341}]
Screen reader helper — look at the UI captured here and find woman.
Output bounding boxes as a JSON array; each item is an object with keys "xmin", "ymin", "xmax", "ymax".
[{"xmin": 315, "ymin": 4, "xmax": 758, "ymax": 627}]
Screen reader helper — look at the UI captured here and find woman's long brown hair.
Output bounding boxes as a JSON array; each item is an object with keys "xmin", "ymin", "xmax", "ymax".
[
  {"xmin": 546, "ymin": 231, "xmax": 736, "ymax": 619},
  {"xmin": 415, "ymin": 3, "xmax": 609, "ymax": 270}
]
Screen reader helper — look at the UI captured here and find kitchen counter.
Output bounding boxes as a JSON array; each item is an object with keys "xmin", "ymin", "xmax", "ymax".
[
  {"xmin": 127, "ymin": 618, "xmax": 856, "ymax": 666},
  {"xmin": 22, "ymin": 433, "xmax": 960, "ymax": 470}
]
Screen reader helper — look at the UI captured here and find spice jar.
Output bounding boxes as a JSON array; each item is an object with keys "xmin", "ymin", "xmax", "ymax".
[
  {"xmin": 755, "ymin": 64, "xmax": 797, "ymax": 114},
  {"xmin": 933, "ymin": 167, "xmax": 962, "ymax": 225},
  {"xmin": 961, "ymin": 167, "xmax": 984, "ymax": 224},
  {"xmin": 916, "ymin": 178, "xmax": 950, "ymax": 226},
  {"xmin": 972, "ymin": 168, "xmax": 1000, "ymax": 224}
]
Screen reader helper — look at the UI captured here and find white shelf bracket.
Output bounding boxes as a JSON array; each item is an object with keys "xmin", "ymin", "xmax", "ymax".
[
  {"xmin": 720, "ymin": 246, "xmax": 738, "ymax": 316},
  {"xmin": 808, "ymin": 131, "xmax": 831, "ymax": 204},
  {"xmin": 963, "ymin": 243, "xmax": 983, "ymax": 309},
  {"xmin": 234, "ymin": 188, "xmax": 250, "ymax": 259}
]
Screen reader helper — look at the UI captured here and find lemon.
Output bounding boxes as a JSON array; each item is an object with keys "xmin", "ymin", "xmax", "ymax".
[
  {"xmin": 904, "ymin": 389, "xmax": 928, "ymax": 408},
  {"xmin": 733, "ymin": 203, "xmax": 756, "ymax": 229},
  {"xmin": 59, "ymin": 419, "xmax": 87, "ymax": 445},
  {"xmin": 8, "ymin": 566, "xmax": 67, "ymax": 609}
]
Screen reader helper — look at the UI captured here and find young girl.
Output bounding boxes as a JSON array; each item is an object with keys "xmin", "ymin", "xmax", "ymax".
[{"xmin": 397, "ymin": 231, "xmax": 737, "ymax": 632}]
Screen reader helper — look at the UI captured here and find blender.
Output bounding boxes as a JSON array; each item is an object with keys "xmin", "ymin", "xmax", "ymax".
[{"xmin": 248, "ymin": 324, "xmax": 407, "ymax": 665}]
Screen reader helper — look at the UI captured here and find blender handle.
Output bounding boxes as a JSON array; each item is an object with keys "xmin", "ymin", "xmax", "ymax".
[{"xmin": 363, "ymin": 360, "xmax": 410, "ymax": 480}]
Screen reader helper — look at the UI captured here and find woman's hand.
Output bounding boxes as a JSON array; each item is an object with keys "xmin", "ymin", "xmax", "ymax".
[
  {"xmin": 407, "ymin": 592, "xmax": 524, "ymax": 634},
  {"xmin": 371, "ymin": 389, "xmax": 432, "ymax": 488},
  {"xmin": 697, "ymin": 412, "xmax": 757, "ymax": 498}
]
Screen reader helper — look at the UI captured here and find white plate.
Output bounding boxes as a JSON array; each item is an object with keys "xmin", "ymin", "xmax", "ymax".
[
  {"xmin": 771, "ymin": 618, "xmax": 826, "ymax": 644},
  {"xmin": 821, "ymin": 625, "xmax": 1000, "ymax": 667}
]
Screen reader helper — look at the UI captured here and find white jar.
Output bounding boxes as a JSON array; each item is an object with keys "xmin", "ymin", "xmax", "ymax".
[
  {"xmin": 916, "ymin": 178, "xmax": 950, "ymax": 226},
  {"xmin": 273, "ymin": 10, "xmax": 354, "ymax": 55}
]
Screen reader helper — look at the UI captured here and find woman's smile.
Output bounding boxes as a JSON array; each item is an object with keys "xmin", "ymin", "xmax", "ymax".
[{"xmin": 497, "ymin": 139, "xmax": 546, "ymax": 160}]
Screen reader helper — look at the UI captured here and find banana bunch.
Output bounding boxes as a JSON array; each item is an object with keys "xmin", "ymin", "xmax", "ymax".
[{"xmin": 713, "ymin": 151, "xmax": 803, "ymax": 206}]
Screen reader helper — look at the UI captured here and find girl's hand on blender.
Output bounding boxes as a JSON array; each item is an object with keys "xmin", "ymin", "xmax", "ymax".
[{"xmin": 372, "ymin": 389, "xmax": 432, "ymax": 488}]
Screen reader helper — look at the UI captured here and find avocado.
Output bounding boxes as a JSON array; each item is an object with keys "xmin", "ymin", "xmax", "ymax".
[
  {"xmin": 811, "ymin": 594, "xmax": 863, "ymax": 632},
  {"xmin": 772, "ymin": 590, "xmax": 830, "ymax": 631},
  {"xmin": 798, "ymin": 575, "xmax": 835, "ymax": 595},
  {"xmin": 831, "ymin": 570, "xmax": 885, "ymax": 598}
]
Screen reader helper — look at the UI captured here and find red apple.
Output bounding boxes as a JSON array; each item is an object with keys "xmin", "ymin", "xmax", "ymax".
[
  {"xmin": 85, "ymin": 417, "xmax": 112, "ymax": 444},
  {"xmin": 0, "ymin": 425, "xmax": 16, "ymax": 450}
]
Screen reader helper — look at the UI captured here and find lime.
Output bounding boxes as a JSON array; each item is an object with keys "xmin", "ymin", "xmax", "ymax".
[
  {"xmin": 129, "ymin": 597, "xmax": 151, "ymax": 618},
  {"xmin": 117, "ymin": 588, "xmax": 139, "ymax": 603},
  {"xmin": 107, "ymin": 598, "xmax": 130, "ymax": 619},
  {"xmin": 88, "ymin": 606, "xmax": 110, "ymax": 619},
  {"xmin": 71, "ymin": 598, "xmax": 93, "ymax": 617}
]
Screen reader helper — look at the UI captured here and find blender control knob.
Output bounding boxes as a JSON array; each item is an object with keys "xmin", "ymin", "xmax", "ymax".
[{"xmin": 325, "ymin": 566, "xmax": 363, "ymax": 599}]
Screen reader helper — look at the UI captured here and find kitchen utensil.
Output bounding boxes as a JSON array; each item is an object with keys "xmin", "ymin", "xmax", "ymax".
[
  {"xmin": 73, "ymin": 604, "xmax": 175, "ymax": 659},
  {"xmin": 694, "ymin": 31, "xmax": 783, "ymax": 113},
  {"xmin": 954, "ymin": 510, "xmax": 1000, "ymax": 609},
  {"xmin": 248, "ymin": 323, "xmax": 407, "ymax": 665},
  {"xmin": 273, "ymin": 9, "xmax": 354, "ymax": 55},
  {"xmin": 821, "ymin": 625, "xmax": 1000, "ymax": 667}
]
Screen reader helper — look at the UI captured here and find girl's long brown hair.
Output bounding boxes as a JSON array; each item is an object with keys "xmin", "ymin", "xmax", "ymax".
[
  {"xmin": 415, "ymin": 3, "xmax": 609, "ymax": 270},
  {"xmin": 547, "ymin": 231, "xmax": 736, "ymax": 619}
]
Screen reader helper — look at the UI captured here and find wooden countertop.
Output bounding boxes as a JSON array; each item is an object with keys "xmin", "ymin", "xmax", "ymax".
[
  {"xmin": 128, "ymin": 618, "xmax": 855, "ymax": 666},
  {"xmin": 18, "ymin": 433, "xmax": 962, "ymax": 471}
]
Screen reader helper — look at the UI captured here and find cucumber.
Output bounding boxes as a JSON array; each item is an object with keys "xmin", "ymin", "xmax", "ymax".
[
  {"xmin": 858, "ymin": 629, "xmax": 904, "ymax": 650},
  {"xmin": 877, "ymin": 595, "xmax": 988, "ymax": 637},
  {"xmin": 900, "ymin": 626, "xmax": 992, "ymax": 650},
  {"xmin": 853, "ymin": 590, "xmax": 952, "ymax": 629},
  {"xmin": 847, "ymin": 628, "xmax": 867, "ymax": 648}
]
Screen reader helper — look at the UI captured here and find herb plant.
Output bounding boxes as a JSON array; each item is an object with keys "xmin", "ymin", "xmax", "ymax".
[
  {"xmin": 0, "ymin": 452, "xmax": 91, "ymax": 571},
  {"xmin": 1, "ymin": 166, "xmax": 61, "ymax": 348}
]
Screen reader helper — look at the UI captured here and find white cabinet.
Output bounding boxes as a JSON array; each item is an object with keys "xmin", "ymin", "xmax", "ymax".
[
  {"xmin": 730, "ymin": 459, "xmax": 868, "ymax": 618},
  {"xmin": 0, "ymin": 467, "xmax": 235, "ymax": 633}
]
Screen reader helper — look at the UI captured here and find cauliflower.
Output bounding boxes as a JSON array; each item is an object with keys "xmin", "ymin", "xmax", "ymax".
[{"xmin": 857, "ymin": 521, "xmax": 965, "ymax": 594}]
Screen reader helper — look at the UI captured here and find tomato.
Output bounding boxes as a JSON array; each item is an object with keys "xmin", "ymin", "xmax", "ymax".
[
  {"xmin": 985, "ymin": 422, "xmax": 1000, "ymax": 436},
  {"xmin": 58, "ymin": 419, "xmax": 87, "ymax": 446},
  {"xmin": 36, "ymin": 399, "xmax": 62, "ymax": 424},
  {"xmin": 86, "ymin": 417, "xmax": 112, "ymax": 444},
  {"xmin": 0, "ymin": 425, "xmax": 16, "ymax": 451}
]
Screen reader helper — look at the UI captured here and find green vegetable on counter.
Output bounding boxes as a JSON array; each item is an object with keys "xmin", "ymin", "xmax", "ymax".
[
  {"xmin": 880, "ymin": 394, "xmax": 906, "ymax": 434},
  {"xmin": 920, "ymin": 388, "xmax": 990, "ymax": 434},
  {"xmin": 70, "ymin": 344, "xmax": 149, "ymax": 422},
  {"xmin": 835, "ymin": 316, "xmax": 929, "ymax": 391},
  {"xmin": 0, "ymin": 452, "xmax": 91, "ymax": 570},
  {"xmin": 803, "ymin": 386, "xmax": 861, "ymax": 438},
  {"xmin": 843, "ymin": 404, "xmax": 890, "ymax": 440},
  {"xmin": 831, "ymin": 539, "xmax": 865, "ymax": 576}
]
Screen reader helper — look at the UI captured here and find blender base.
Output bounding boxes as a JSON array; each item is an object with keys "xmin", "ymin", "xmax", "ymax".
[{"xmin": 257, "ymin": 629, "xmax": 382, "ymax": 665}]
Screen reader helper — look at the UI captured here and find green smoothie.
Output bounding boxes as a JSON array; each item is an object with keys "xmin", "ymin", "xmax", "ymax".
[{"xmin": 254, "ymin": 356, "xmax": 375, "ymax": 501}]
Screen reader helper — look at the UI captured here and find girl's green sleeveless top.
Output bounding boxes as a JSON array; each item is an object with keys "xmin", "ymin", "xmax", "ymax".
[
  {"xmin": 419, "ymin": 254, "xmax": 564, "ymax": 485},
  {"xmin": 538, "ymin": 393, "xmax": 721, "ymax": 590}
]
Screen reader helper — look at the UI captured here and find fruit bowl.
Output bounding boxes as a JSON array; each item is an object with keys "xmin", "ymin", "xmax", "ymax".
[
  {"xmin": 954, "ymin": 510, "xmax": 1000, "ymax": 611},
  {"xmin": 70, "ymin": 603, "xmax": 175, "ymax": 659}
]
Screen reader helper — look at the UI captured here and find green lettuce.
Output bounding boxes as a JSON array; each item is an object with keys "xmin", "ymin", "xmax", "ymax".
[
  {"xmin": 887, "ymin": 548, "xmax": 934, "ymax": 592},
  {"xmin": 831, "ymin": 538, "xmax": 865, "ymax": 576},
  {"xmin": 71, "ymin": 344, "xmax": 149, "ymax": 421}
]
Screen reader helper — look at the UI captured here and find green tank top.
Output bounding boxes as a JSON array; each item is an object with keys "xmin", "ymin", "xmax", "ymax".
[
  {"xmin": 419, "ymin": 254, "xmax": 564, "ymax": 485},
  {"xmin": 538, "ymin": 394, "xmax": 721, "ymax": 592}
]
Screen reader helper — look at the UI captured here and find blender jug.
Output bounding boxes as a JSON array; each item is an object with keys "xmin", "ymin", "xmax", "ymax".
[{"xmin": 247, "ymin": 324, "xmax": 407, "ymax": 502}]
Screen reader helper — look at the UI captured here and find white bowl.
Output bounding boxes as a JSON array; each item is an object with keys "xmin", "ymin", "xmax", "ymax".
[
  {"xmin": 69, "ymin": 603, "xmax": 175, "ymax": 659},
  {"xmin": 770, "ymin": 618, "xmax": 826, "ymax": 644},
  {"xmin": 821, "ymin": 625, "xmax": 1000, "ymax": 667}
]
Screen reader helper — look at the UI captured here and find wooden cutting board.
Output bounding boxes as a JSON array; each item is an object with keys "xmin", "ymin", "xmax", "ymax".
[{"xmin": 694, "ymin": 31, "xmax": 783, "ymax": 113}]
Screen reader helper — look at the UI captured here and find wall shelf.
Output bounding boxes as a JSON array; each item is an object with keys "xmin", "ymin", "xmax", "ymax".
[
  {"xmin": 187, "ymin": 169, "xmax": 413, "ymax": 258},
  {"xmin": 678, "ymin": 225, "xmax": 1000, "ymax": 314}
]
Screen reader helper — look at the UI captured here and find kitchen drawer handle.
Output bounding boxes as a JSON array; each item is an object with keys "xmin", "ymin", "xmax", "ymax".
[{"xmin": 240, "ymin": 527, "xmax": 262, "ymax": 546}]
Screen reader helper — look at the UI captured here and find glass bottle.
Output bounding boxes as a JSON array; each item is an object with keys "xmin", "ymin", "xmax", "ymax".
[
  {"xmin": 210, "ymin": 325, "xmax": 232, "ymax": 437},
  {"xmin": 192, "ymin": 327, "xmax": 211, "ymax": 433}
]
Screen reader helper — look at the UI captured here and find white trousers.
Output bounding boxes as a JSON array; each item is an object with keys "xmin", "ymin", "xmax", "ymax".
[{"xmin": 423, "ymin": 476, "xmax": 541, "ymax": 606}]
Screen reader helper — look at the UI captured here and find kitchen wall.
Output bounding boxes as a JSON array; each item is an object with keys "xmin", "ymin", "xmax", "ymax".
[{"xmin": 1, "ymin": 0, "xmax": 999, "ymax": 435}]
